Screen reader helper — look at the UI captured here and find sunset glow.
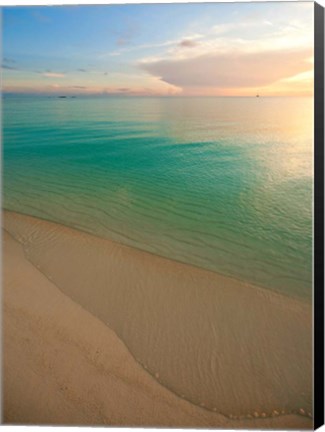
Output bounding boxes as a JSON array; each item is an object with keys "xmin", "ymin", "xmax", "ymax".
[{"xmin": 2, "ymin": 2, "xmax": 314, "ymax": 96}]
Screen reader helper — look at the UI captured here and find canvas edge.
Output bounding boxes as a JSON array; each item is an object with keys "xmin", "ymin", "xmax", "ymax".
[{"xmin": 314, "ymin": 1, "xmax": 324, "ymax": 430}]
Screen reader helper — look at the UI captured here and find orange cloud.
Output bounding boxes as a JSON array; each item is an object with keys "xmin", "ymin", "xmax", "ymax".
[
  {"xmin": 42, "ymin": 72, "xmax": 65, "ymax": 78},
  {"xmin": 141, "ymin": 48, "xmax": 313, "ymax": 95}
]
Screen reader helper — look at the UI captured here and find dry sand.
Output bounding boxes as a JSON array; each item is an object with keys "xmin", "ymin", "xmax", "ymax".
[{"xmin": 2, "ymin": 210, "xmax": 313, "ymax": 428}]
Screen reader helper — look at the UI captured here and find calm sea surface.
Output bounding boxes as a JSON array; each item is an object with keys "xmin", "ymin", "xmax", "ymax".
[{"xmin": 3, "ymin": 95, "xmax": 313, "ymax": 300}]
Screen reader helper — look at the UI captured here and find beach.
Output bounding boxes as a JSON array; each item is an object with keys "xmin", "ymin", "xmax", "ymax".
[{"xmin": 3, "ymin": 210, "xmax": 312, "ymax": 428}]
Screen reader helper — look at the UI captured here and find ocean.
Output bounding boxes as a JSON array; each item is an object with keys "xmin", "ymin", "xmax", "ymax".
[{"xmin": 3, "ymin": 95, "xmax": 313, "ymax": 300}]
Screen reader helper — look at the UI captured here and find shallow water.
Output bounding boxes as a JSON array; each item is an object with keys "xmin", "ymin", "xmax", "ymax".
[{"xmin": 3, "ymin": 95, "xmax": 313, "ymax": 299}]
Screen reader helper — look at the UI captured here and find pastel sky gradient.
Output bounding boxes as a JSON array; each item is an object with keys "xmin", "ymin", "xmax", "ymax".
[{"xmin": 2, "ymin": 2, "xmax": 314, "ymax": 96}]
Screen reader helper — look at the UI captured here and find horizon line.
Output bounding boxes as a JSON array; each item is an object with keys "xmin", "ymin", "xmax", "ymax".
[{"xmin": 2, "ymin": 92, "xmax": 313, "ymax": 98}]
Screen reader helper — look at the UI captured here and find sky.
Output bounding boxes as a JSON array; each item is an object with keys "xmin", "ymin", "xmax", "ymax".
[{"xmin": 2, "ymin": 2, "xmax": 314, "ymax": 96}]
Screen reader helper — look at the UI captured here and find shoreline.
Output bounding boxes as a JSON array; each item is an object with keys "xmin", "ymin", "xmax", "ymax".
[
  {"xmin": 3, "ymin": 210, "xmax": 313, "ymax": 427},
  {"xmin": 3, "ymin": 229, "xmax": 223, "ymax": 427},
  {"xmin": 2, "ymin": 207, "xmax": 310, "ymax": 304}
]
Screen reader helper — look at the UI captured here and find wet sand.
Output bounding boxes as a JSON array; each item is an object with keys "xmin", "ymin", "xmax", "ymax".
[{"xmin": 2, "ymin": 210, "xmax": 313, "ymax": 428}]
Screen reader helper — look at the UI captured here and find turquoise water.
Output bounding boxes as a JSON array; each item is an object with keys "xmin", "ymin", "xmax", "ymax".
[{"xmin": 3, "ymin": 95, "xmax": 313, "ymax": 300}]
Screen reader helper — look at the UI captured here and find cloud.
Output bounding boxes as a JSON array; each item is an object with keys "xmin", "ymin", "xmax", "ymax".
[
  {"xmin": 141, "ymin": 48, "xmax": 312, "ymax": 90},
  {"xmin": 32, "ymin": 10, "xmax": 51, "ymax": 23},
  {"xmin": 100, "ymin": 37, "xmax": 200, "ymax": 59},
  {"xmin": 2, "ymin": 64, "xmax": 18, "ymax": 70},
  {"xmin": 42, "ymin": 72, "xmax": 65, "ymax": 78},
  {"xmin": 3, "ymin": 58, "xmax": 16, "ymax": 64},
  {"xmin": 114, "ymin": 21, "xmax": 140, "ymax": 48},
  {"xmin": 116, "ymin": 37, "xmax": 129, "ymax": 47},
  {"xmin": 77, "ymin": 68, "xmax": 87, "ymax": 72},
  {"xmin": 178, "ymin": 39, "xmax": 199, "ymax": 48}
]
